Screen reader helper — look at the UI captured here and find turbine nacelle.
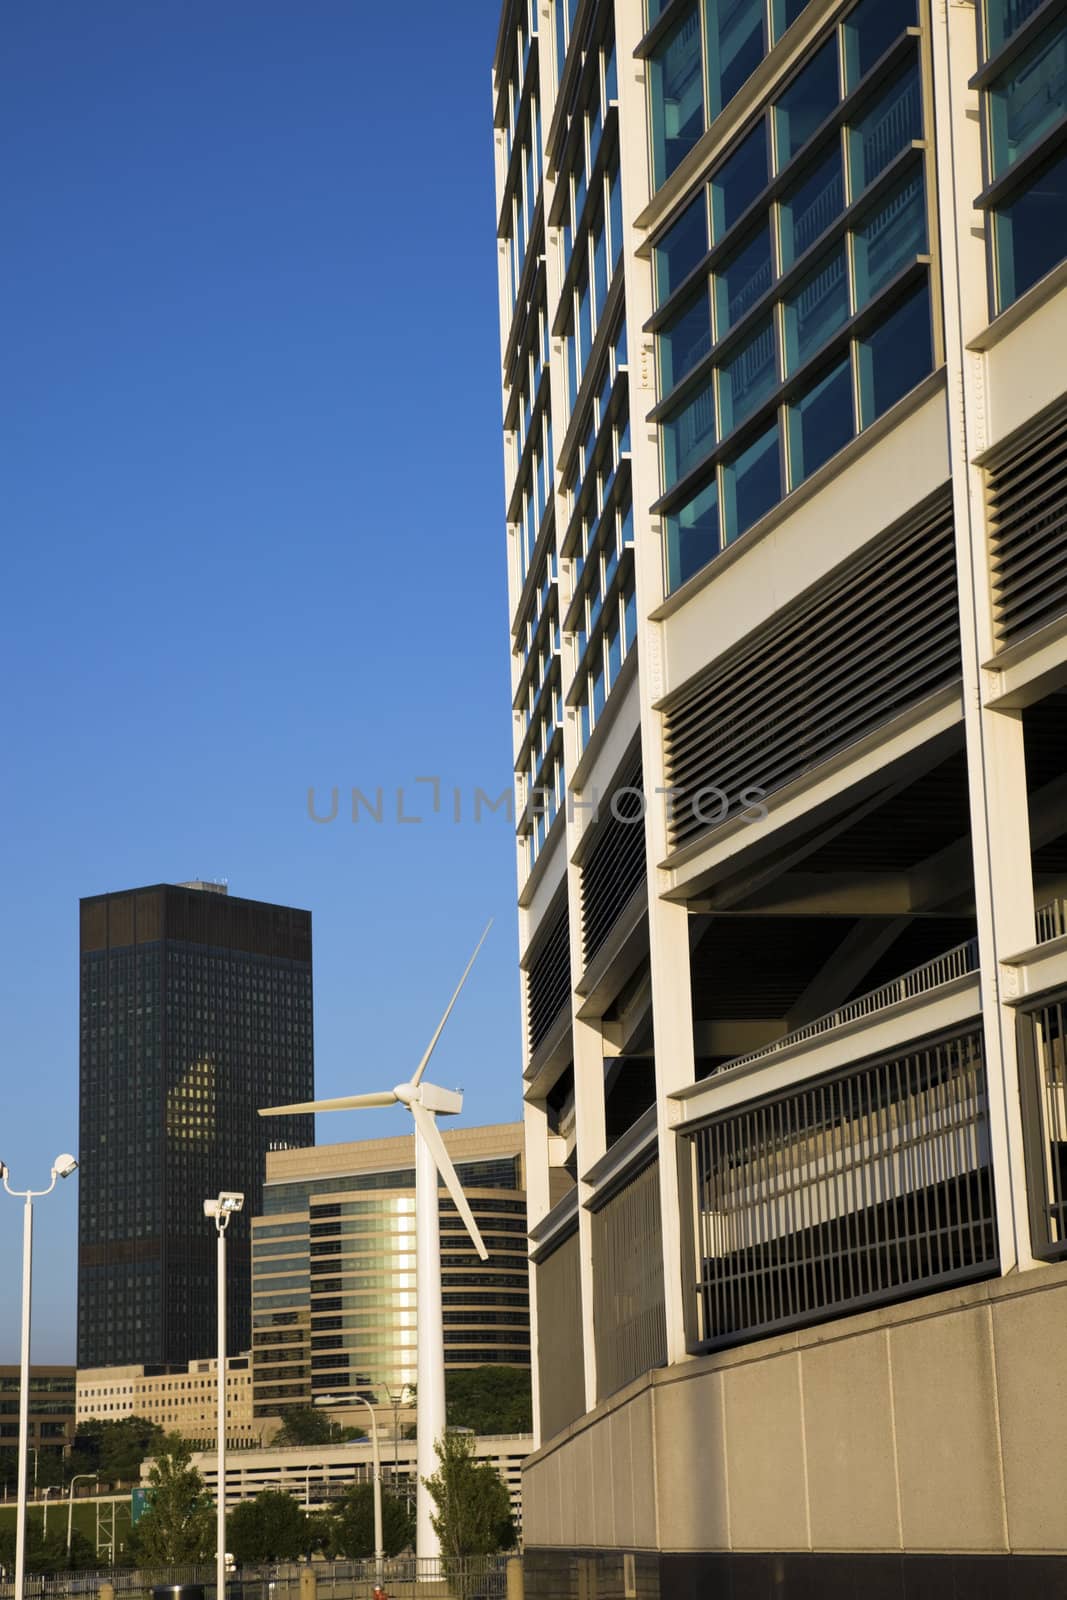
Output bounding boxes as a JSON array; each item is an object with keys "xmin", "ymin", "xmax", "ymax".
[{"xmin": 396, "ymin": 1081, "xmax": 463, "ymax": 1115}]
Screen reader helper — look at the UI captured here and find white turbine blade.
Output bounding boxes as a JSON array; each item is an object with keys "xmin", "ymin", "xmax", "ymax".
[
  {"xmin": 410, "ymin": 1101, "xmax": 489, "ymax": 1261},
  {"xmin": 258, "ymin": 1091, "xmax": 398, "ymax": 1117},
  {"xmin": 410, "ymin": 920, "xmax": 493, "ymax": 1089}
]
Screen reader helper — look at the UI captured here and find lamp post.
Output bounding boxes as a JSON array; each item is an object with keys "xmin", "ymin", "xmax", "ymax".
[
  {"xmin": 67, "ymin": 1474, "xmax": 97, "ymax": 1556},
  {"xmin": 314, "ymin": 1393, "xmax": 383, "ymax": 1583},
  {"xmin": 0, "ymin": 1154, "xmax": 78, "ymax": 1600},
  {"xmin": 204, "ymin": 1192, "xmax": 244, "ymax": 1600},
  {"xmin": 42, "ymin": 1486, "xmax": 54, "ymax": 1538}
]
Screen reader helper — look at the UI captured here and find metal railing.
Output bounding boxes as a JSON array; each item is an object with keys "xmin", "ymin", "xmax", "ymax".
[
  {"xmin": 0, "ymin": 1558, "xmax": 511, "ymax": 1600},
  {"xmin": 713, "ymin": 937, "xmax": 980, "ymax": 1076},
  {"xmin": 1019, "ymin": 991, "xmax": 1067, "ymax": 1261},
  {"xmin": 1035, "ymin": 897, "xmax": 1067, "ymax": 945},
  {"xmin": 685, "ymin": 1028, "xmax": 998, "ymax": 1349}
]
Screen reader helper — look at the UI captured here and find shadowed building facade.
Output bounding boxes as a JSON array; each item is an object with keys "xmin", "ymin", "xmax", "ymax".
[
  {"xmin": 78, "ymin": 882, "xmax": 314, "ymax": 1368},
  {"xmin": 493, "ymin": 0, "xmax": 1067, "ymax": 1593}
]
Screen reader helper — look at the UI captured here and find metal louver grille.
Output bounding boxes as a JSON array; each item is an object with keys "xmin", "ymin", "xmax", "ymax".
[
  {"xmin": 685, "ymin": 1030, "xmax": 997, "ymax": 1350},
  {"xmin": 535, "ymin": 1230, "xmax": 585, "ymax": 1439},
  {"xmin": 663, "ymin": 490, "xmax": 960, "ymax": 851},
  {"xmin": 580, "ymin": 756, "xmax": 646, "ymax": 968},
  {"xmin": 987, "ymin": 400, "xmax": 1067, "ymax": 646},
  {"xmin": 526, "ymin": 899, "xmax": 571, "ymax": 1054},
  {"xmin": 1019, "ymin": 991, "xmax": 1067, "ymax": 1261},
  {"xmin": 592, "ymin": 1158, "xmax": 667, "ymax": 1400}
]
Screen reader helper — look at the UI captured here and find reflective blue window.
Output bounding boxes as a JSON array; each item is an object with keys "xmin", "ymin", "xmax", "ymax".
[
  {"xmin": 714, "ymin": 223, "xmax": 774, "ymax": 335},
  {"xmin": 593, "ymin": 218, "xmax": 608, "ymax": 321},
  {"xmin": 788, "ymin": 358, "xmax": 854, "ymax": 485},
  {"xmin": 662, "ymin": 377, "xmax": 716, "ymax": 487},
  {"xmin": 719, "ymin": 315, "xmax": 777, "ymax": 433},
  {"xmin": 843, "ymin": 0, "xmax": 917, "ymax": 90},
  {"xmin": 666, "ymin": 477, "xmax": 720, "ymax": 590},
  {"xmin": 706, "ymin": 0, "xmax": 766, "ymax": 120},
  {"xmin": 779, "ymin": 144, "xmax": 844, "ymax": 269},
  {"xmin": 623, "ymin": 584, "xmax": 637, "ymax": 650},
  {"xmin": 655, "ymin": 193, "xmax": 708, "ymax": 303},
  {"xmin": 579, "ymin": 276, "xmax": 592, "ymax": 372},
  {"xmin": 857, "ymin": 282, "xmax": 932, "ymax": 425},
  {"xmin": 772, "ymin": 0, "xmax": 811, "ymax": 42},
  {"xmin": 853, "ymin": 167, "xmax": 927, "ymax": 308},
  {"xmin": 984, "ymin": 0, "xmax": 1046, "ymax": 56},
  {"xmin": 848, "ymin": 62, "xmax": 923, "ymax": 196},
  {"xmin": 775, "ymin": 39, "xmax": 840, "ymax": 169},
  {"xmin": 711, "ymin": 122, "xmax": 769, "ymax": 242},
  {"xmin": 650, "ymin": 6, "xmax": 706, "ymax": 188},
  {"xmin": 988, "ymin": 22, "xmax": 1067, "ymax": 178},
  {"xmin": 609, "ymin": 167, "xmax": 624, "ymax": 266},
  {"xmin": 659, "ymin": 287, "xmax": 712, "ymax": 393},
  {"xmin": 783, "ymin": 246, "xmax": 849, "ymax": 373},
  {"xmin": 723, "ymin": 423, "xmax": 781, "ymax": 543},
  {"xmin": 994, "ymin": 143, "xmax": 1067, "ymax": 308}
]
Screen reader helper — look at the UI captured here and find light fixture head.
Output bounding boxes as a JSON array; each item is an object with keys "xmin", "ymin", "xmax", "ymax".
[
  {"xmin": 218, "ymin": 1191, "xmax": 244, "ymax": 1213},
  {"xmin": 53, "ymin": 1154, "xmax": 78, "ymax": 1180},
  {"xmin": 0, "ymin": 1160, "xmax": 7, "ymax": 1181}
]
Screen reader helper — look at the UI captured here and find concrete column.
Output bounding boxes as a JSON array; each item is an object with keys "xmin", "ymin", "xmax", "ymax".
[
  {"xmin": 927, "ymin": 0, "xmax": 1038, "ymax": 1272},
  {"xmin": 506, "ymin": 1553, "xmax": 526, "ymax": 1600},
  {"xmin": 298, "ymin": 1565, "xmax": 316, "ymax": 1600}
]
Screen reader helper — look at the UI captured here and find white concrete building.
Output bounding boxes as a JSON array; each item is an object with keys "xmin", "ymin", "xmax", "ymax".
[
  {"xmin": 493, "ymin": 0, "xmax": 1067, "ymax": 1593},
  {"xmin": 77, "ymin": 1353, "xmax": 260, "ymax": 1447}
]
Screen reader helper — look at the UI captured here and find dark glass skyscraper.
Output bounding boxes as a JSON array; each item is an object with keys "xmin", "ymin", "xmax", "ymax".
[{"xmin": 77, "ymin": 882, "xmax": 314, "ymax": 1367}]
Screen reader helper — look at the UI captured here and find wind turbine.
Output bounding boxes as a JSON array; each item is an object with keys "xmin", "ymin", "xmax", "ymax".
[{"xmin": 258, "ymin": 921, "xmax": 493, "ymax": 1560}]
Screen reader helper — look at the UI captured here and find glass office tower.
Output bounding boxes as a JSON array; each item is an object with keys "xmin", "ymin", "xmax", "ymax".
[
  {"xmin": 494, "ymin": 0, "xmax": 1067, "ymax": 1591},
  {"xmin": 78, "ymin": 882, "xmax": 314, "ymax": 1367}
]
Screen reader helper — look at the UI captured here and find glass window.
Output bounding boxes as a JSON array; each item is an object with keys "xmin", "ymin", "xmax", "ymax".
[
  {"xmin": 788, "ymin": 357, "xmax": 855, "ymax": 485},
  {"xmin": 666, "ymin": 476, "xmax": 720, "ymax": 589},
  {"xmin": 609, "ymin": 166, "xmax": 624, "ymax": 265},
  {"xmin": 659, "ymin": 286, "xmax": 712, "ymax": 393},
  {"xmin": 843, "ymin": 0, "xmax": 917, "ymax": 90},
  {"xmin": 593, "ymin": 217, "xmax": 608, "ymax": 321},
  {"xmin": 857, "ymin": 282, "xmax": 932, "ymax": 425},
  {"xmin": 772, "ymin": 0, "xmax": 811, "ymax": 42},
  {"xmin": 714, "ymin": 222, "xmax": 774, "ymax": 335},
  {"xmin": 579, "ymin": 275, "xmax": 592, "ymax": 371},
  {"xmin": 711, "ymin": 121, "xmax": 769, "ymax": 241},
  {"xmin": 848, "ymin": 62, "xmax": 922, "ymax": 196},
  {"xmin": 607, "ymin": 616, "xmax": 622, "ymax": 686},
  {"xmin": 655, "ymin": 192, "xmax": 708, "ymax": 302},
  {"xmin": 852, "ymin": 166, "xmax": 926, "ymax": 307},
  {"xmin": 662, "ymin": 376, "xmax": 716, "ymax": 486},
  {"xmin": 993, "ymin": 143, "xmax": 1067, "ymax": 309},
  {"xmin": 707, "ymin": 0, "xmax": 767, "ymax": 120},
  {"xmin": 723, "ymin": 422, "xmax": 781, "ymax": 542},
  {"xmin": 779, "ymin": 143, "xmax": 844, "ymax": 269},
  {"xmin": 988, "ymin": 22, "xmax": 1067, "ymax": 178},
  {"xmin": 783, "ymin": 245, "xmax": 849, "ymax": 372},
  {"xmin": 623, "ymin": 584, "xmax": 637, "ymax": 648},
  {"xmin": 719, "ymin": 314, "xmax": 777, "ymax": 433},
  {"xmin": 650, "ymin": 5, "xmax": 706, "ymax": 188},
  {"xmin": 984, "ymin": 0, "xmax": 1046, "ymax": 57},
  {"xmin": 775, "ymin": 40, "xmax": 840, "ymax": 170}
]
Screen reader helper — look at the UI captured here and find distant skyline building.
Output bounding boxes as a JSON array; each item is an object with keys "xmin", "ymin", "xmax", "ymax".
[
  {"xmin": 78, "ymin": 882, "xmax": 315, "ymax": 1368},
  {"xmin": 250, "ymin": 1124, "xmax": 530, "ymax": 1427},
  {"xmin": 0, "ymin": 1366, "xmax": 76, "ymax": 1487},
  {"xmin": 77, "ymin": 1352, "xmax": 258, "ymax": 1449}
]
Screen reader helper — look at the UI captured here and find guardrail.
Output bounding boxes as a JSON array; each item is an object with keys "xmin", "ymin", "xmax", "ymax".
[{"xmin": 1036, "ymin": 897, "xmax": 1067, "ymax": 945}]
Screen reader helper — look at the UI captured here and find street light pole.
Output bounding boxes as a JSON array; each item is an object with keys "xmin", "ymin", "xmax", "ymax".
[
  {"xmin": 204, "ymin": 1192, "xmax": 244, "ymax": 1600},
  {"xmin": 67, "ymin": 1474, "xmax": 97, "ymax": 1556},
  {"xmin": 314, "ymin": 1393, "xmax": 383, "ymax": 1583},
  {"xmin": 0, "ymin": 1154, "xmax": 78, "ymax": 1600},
  {"xmin": 42, "ymin": 1487, "xmax": 54, "ymax": 1539}
]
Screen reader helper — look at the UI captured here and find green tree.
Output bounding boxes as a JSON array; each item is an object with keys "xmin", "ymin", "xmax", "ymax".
[
  {"xmin": 227, "ymin": 1491, "xmax": 310, "ymax": 1564},
  {"xmin": 423, "ymin": 1431, "xmax": 516, "ymax": 1559},
  {"xmin": 272, "ymin": 1407, "xmax": 364, "ymax": 1447},
  {"xmin": 126, "ymin": 1435, "xmax": 215, "ymax": 1564},
  {"xmin": 327, "ymin": 1483, "xmax": 415, "ymax": 1558},
  {"xmin": 446, "ymin": 1366, "xmax": 532, "ymax": 1435},
  {"xmin": 71, "ymin": 1416, "xmax": 168, "ymax": 1484},
  {"xmin": 0, "ymin": 1514, "xmax": 96, "ymax": 1574}
]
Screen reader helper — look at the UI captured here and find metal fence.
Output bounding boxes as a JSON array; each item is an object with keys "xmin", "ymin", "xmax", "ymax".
[
  {"xmin": 1035, "ymin": 897, "xmax": 1067, "ymax": 945},
  {"xmin": 0, "ymin": 1558, "xmax": 510, "ymax": 1600},
  {"xmin": 684, "ymin": 1029, "xmax": 998, "ymax": 1349},
  {"xmin": 1019, "ymin": 992, "xmax": 1067, "ymax": 1260}
]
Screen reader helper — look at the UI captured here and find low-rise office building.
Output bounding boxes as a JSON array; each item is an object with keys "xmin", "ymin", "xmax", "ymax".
[
  {"xmin": 0, "ymin": 1367, "xmax": 76, "ymax": 1480},
  {"xmin": 77, "ymin": 1354, "xmax": 260, "ymax": 1446}
]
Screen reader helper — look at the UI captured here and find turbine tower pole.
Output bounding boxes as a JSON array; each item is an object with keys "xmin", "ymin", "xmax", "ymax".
[{"xmin": 415, "ymin": 1115, "xmax": 445, "ymax": 1560}]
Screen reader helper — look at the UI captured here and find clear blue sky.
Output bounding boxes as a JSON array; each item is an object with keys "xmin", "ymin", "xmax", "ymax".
[{"xmin": 0, "ymin": 2, "xmax": 520, "ymax": 1362}]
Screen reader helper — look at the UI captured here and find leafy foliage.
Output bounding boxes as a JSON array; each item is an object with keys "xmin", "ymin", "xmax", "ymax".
[
  {"xmin": 423, "ymin": 1431, "xmax": 516, "ymax": 1558},
  {"xmin": 272, "ymin": 1408, "xmax": 364, "ymax": 1448},
  {"xmin": 445, "ymin": 1366, "xmax": 532, "ymax": 1436},
  {"xmin": 0, "ymin": 1514, "xmax": 96, "ymax": 1574},
  {"xmin": 226, "ymin": 1491, "xmax": 313, "ymax": 1564},
  {"xmin": 125, "ymin": 1436, "xmax": 215, "ymax": 1564},
  {"xmin": 327, "ymin": 1482, "xmax": 415, "ymax": 1558},
  {"xmin": 70, "ymin": 1416, "xmax": 168, "ymax": 1485}
]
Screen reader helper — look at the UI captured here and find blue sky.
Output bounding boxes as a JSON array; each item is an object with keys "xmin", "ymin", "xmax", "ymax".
[{"xmin": 0, "ymin": 2, "xmax": 520, "ymax": 1361}]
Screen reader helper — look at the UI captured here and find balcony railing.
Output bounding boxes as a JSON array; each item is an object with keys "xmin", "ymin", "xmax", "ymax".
[
  {"xmin": 712, "ymin": 937, "xmax": 980, "ymax": 1077},
  {"xmin": 1036, "ymin": 897, "xmax": 1067, "ymax": 945}
]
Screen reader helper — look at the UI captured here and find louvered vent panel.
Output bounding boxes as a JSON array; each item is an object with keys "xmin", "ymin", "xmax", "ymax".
[
  {"xmin": 526, "ymin": 898, "xmax": 571, "ymax": 1054},
  {"xmin": 664, "ymin": 490, "xmax": 960, "ymax": 852},
  {"xmin": 988, "ymin": 401, "xmax": 1067, "ymax": 646},
  {"xmin": 581, "ymin": 756, "xmax": 646, "ymax": 968}
]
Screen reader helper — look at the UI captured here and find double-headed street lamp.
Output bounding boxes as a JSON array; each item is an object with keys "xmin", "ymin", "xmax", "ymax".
[
  {"xmin": 204, "ymin": 1191, "xmax": 244, "ymax": 1600},
  {"xmin": 314, "ymin": 1392, "xmax": 384, "ymax": 1584},
  {"xmin": 0, "ymin": 1154, "xmax": 78, "ymax": 1600}
]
